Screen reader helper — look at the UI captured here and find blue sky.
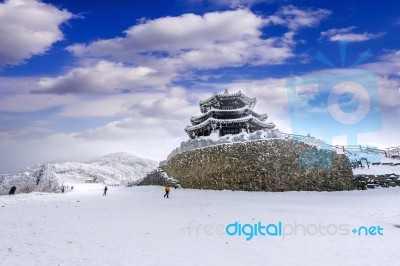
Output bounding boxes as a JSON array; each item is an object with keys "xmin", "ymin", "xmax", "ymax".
[{"xmin": 1, "ymin": 0, "xmax": 400, "ymax": 172}]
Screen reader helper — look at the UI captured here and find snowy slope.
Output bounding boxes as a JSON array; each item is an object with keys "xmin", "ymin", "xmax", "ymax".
[{"xmin": 1, "ymin": 185, "xmax": 399, "ymax": 266}]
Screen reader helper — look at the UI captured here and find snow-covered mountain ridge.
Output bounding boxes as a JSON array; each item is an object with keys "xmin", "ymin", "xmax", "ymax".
[
  {"xmin": 0, "ymin": 152, "xmax": 158, "ymax": 195},
  {"xmin": 56, "ymin": 152, "xmax": 158, "ymax": 185}
]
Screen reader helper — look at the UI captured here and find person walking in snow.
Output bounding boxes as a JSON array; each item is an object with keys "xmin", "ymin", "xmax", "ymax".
[
  {"xmin": 8, "ymin": 186, "xmax": 16, "ymax": 195},
  {"xmin": 103, "ymin": 186, "xmax": 108, "ymax": 196},
  {"xmin": 164, "ymin": 183, "xmax": 171, "ymax": 198}
]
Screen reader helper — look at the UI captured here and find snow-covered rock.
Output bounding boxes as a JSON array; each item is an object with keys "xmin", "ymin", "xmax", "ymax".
[{"xmin": 129, "ymin": 168, "xmax": 180, "ymax": 188}]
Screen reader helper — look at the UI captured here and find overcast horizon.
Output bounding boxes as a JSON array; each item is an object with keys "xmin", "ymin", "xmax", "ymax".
[{"xmin": 1, "ymin": 0, "xmax": 400, "ymax": 173}]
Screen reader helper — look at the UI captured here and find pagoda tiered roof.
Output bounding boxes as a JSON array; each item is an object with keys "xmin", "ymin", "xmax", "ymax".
[
  {"xmin": 199, "ymin": 90, "xmax": 257, "ymax": 112},
  {"xmin": 190, "ymin": 107, "xmax": 268, "ymax": 125},
  {"xmin": 185, "ymin": 90, "xmax": 276, "ymax": 139},
  {"xmin": 185, "ymin": 115, "xmax": 275, "ymax": 134}
]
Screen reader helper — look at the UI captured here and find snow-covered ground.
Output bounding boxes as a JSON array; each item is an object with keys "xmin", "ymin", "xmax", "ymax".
[{"xmin": 1, "ymin": 184, "xmax": 399, "ymax": 266}]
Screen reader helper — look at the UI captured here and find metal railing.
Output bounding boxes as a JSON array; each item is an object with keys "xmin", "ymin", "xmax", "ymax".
[
  {"xmin": 329, "ymin": 145, "xmax": 387, "ymax": 156},
  {"xmin": 386, "ymin": 146, "xmax": 400, "ymax": 157}
]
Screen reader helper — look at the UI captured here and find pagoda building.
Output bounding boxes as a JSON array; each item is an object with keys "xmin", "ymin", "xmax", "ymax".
[{"xmin": 185, "ymin": 90, "xmax": 275, "ymax": 139}]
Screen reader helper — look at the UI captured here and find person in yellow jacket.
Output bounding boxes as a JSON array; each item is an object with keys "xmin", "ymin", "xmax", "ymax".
[{"xmin": 164, "ymin": 183, "xmax": 171, "ymax": 198}]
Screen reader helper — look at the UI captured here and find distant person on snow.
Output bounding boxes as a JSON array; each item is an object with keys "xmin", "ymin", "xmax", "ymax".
[
  {"xmin": 164, "ymin": 184, "xmax": 171, "ymax": 198},
  {"xmin": 103, "ymin": 186, "xmax": 108, "ymax": 196},
  {"xmin": 9, "ymin": 186, "xmax": 16, "ymax": 195}
]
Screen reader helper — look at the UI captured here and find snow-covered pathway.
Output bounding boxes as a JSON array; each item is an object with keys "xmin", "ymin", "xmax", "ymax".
[{"xmin": 1, "ymin": 185, "xmax": 399, "ymax": 266}]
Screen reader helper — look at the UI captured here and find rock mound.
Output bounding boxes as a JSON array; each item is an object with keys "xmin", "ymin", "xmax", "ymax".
[{"xmin": 128, "ymin": 168, "xmax": 180, "ymax": 188}]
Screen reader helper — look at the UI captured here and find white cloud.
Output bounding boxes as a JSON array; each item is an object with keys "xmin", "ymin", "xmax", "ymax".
[
  {"xmin": 358, "ymin": 114, "xmax": 400, "ymax": 149},
  {"xmin": 0, "ymin": 0, "xmax": 72, "ymax": 67},
  {"xmin": 0, "ymin": 88, "xmax": 197, "ymax": 172},
  {"xmin": 361, "ymin": 50, "xmax": 400, "ymax": 77},
  {"xmin": 76, "ymin": 117, "xmax": 178, "ymax": 141},
  {"xmin": 0, "ymin": 76, "xmax": 81, "ymax": 113},
  {"xmin": 376, "ymin": 75, "xmax": 400, "ymax": 108},
  {"xmin": 320, "ymin": 26, "xmax": 384, "ymax": 42},
  {"xmin": 265, "ymin": 5, "xmax": 331, "ymax": 30},
  {"xmin": 67, "ymin": 9, "xmax": 293, "ymax": 70},
  {"xmin": 68, "ymin": 9, "xmax": 262, "ymax": 55},
  {"xmin": 188, "ymin": 0, "xmax": 272, "ymax": 8},
  {"xmin": 56, "ymin": 86, "xmax": 198, "ymax": 118},
  {"xmin": 43, "ymin": 7, "xmax": 333, "ymax": 96},
  {"xmin": 15, "ymin": 8, "xmax": 299, "ymax": 96},
  {"xmin": 0, "ymin": 76, "xmax": 38, "ymax": 94},
  {"xmin": 0, "ymin": 131, "xmax": 12, "ymax": 140},
  {"xmin": 34, "ymin": 60, "xmax": 173, "ymax": 94},
  {"xmin": 127, "ymin": 87, "xmax": 198, "ymax": 120},
  {"xmin": 57, "ymin": 94, "xmax": 134, "ymax": 117},
  {"xmin": 73, "ymin": 88, "xmax": 197, "ymax": 140},
  {"xmin": 355, "ymin": 50, "xmax": 400, "ymax": 115},
  {"xmin": 0, "ymin": 92, "xmax": 77, "ymax": 112}
]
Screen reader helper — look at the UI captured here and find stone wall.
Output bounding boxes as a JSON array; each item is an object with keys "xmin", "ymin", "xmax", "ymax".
[
  {"xmin": 353, "ymin": 174, "xmax": 400, "ymax": 189},
  {"xmin": 166, "ymin": 139, "xmax": 354, "ymax": 192}
]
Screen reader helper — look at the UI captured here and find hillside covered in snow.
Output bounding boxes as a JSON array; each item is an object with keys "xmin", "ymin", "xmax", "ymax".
[
  {"xmin": 55, "ymin": 152, "xmax": 158, "ymax": 185},
  {"xmin": 0, "ymin": 152, "xmax": 158, "ymax": 195}
]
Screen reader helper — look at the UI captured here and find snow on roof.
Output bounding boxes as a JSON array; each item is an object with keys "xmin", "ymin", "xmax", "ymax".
[
  {"xmin": 185, "ymin": 114, "xmax": 275, "ymax": 133},
  {"xmin": 199, "ymin": 91, "xmax": 256, "ymax": 108},
  {"xmin": 190, "ymin": 107, "xmax": 268, "ymax": 124}
]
